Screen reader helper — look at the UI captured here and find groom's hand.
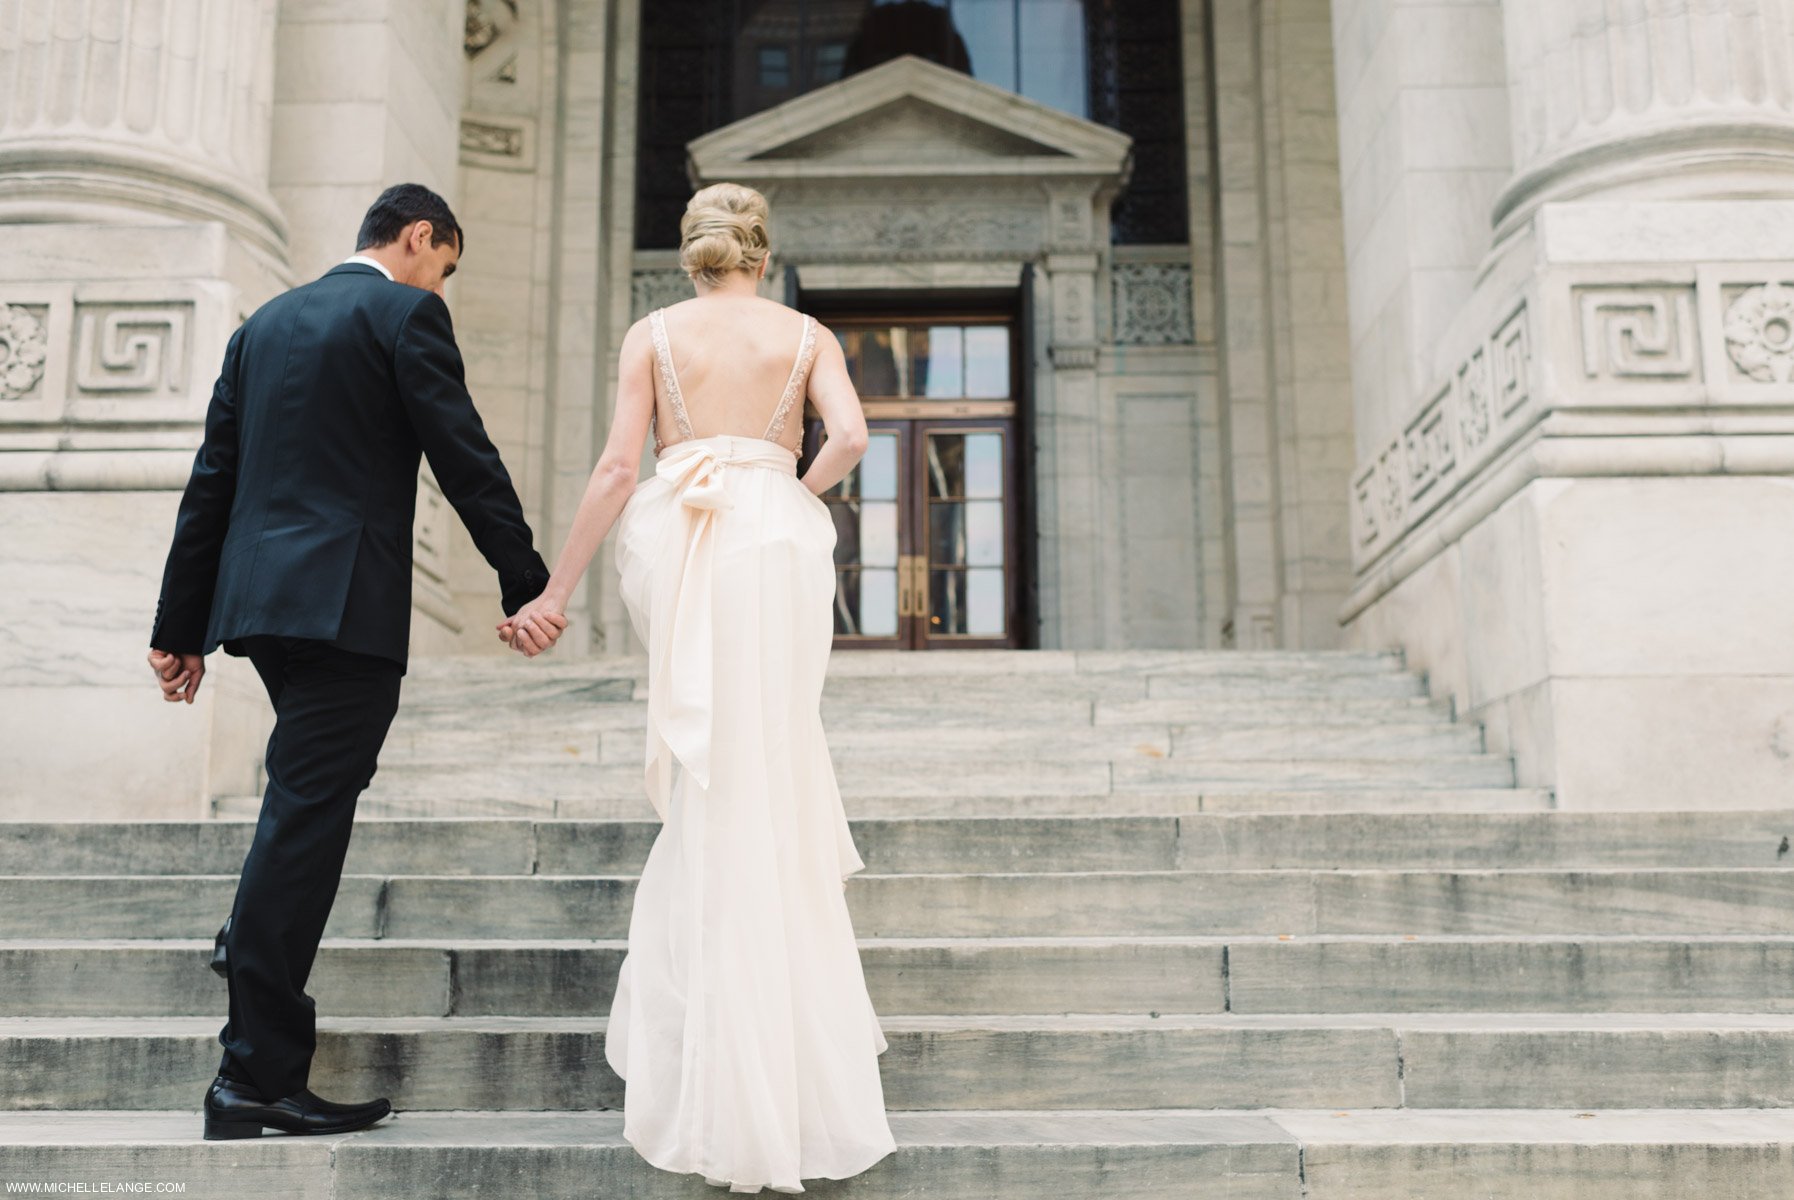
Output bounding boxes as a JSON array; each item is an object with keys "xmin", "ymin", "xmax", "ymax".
[{"xmin": 148, "ymin": 648, "xmax": 206, "ymax": 704}]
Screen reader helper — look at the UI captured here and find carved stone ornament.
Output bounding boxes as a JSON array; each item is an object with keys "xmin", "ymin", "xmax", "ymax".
[
  {"xmin": 0, "ymin": 303, "xmax": 48, "ymax": 400},
  {"xmin": 465, "ymin": 0, "xmax": 518, "ymax": 58},
  {"xmin": 1112, "ymin": 263, "xmax": 1196, "ymax": 344},
  {"xmin": 1723, "ymin": 281, "xmax": 1794, "ymax": 384},
  {"xmin": 632, "ymin": 269, "xmax": 695, "ymax": 322}
]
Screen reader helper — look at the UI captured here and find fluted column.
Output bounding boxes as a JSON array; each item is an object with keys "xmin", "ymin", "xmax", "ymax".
[
  {"xmin": 0, "ymin": 0, "xmax": 287, "ymax": 265},
  {"xmin": 1494, "ymin": 0, "xmax": 1794, "ymax": 235}
]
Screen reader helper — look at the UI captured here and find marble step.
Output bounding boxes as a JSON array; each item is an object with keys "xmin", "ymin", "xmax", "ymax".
[
  {"xmin": 219, "ymin": 785, "xmax": 1553, "ymax": 820},
  {"xmin": 8, "ymin": 935, "xmax": 1794, "ymax": 1019},
  {"xmin": 389, "ymin": 690, "xmax": 1454, "ymax": 727},
  {"xmin": 393, "ymin": 670, "xmax": 1429, "ymax": 711},
  {"xmin": 8, "ymin": 867, "xmax": 1793, "ymax": 939},
  {"xmin": 0, "ymin": 936, "xmax": 1224, "ymax": 1017},
  {"xmin": 16, "ymin": 1107, "xmax": 1789, "ymax": 1200},
  {"xmin": 10, "ymin": 811, "xmax": 1786, "ymax": 878},
  {"xmin": 10, "ymin": 1013, "xmax": 1794, "ymax": 1111},
  {"xmin": 398, "ymin": 648, "xmax": 1408, "ymax": 684},
  {"xmin": 376, "ymin": 720, "xmax": 1485, "ymax": 767},
  {"xmin": 339, "ymin": 755, "xmax": 1514, "ymax": 811}
]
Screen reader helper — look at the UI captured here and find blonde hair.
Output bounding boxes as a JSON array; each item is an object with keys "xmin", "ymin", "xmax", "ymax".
[{"xmin": 678, "ymin": 182, "xmax": 771, "ymax": 287}]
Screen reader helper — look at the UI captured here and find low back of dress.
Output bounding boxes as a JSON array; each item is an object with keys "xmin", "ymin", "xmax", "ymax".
[{"xmin": 647, "ymin": 304, "xmax": 819, "ymax": 457}]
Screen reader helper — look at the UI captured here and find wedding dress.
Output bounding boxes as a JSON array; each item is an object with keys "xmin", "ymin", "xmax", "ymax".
[{"xmin": 604, "ymin": 305, "xmax": 897, "ymax": 1193}]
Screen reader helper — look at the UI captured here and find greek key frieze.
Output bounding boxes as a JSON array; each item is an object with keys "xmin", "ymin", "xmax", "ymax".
[
  {"xmin": 72, "ymin": 304, "xmax": 191, "ymax": 398},
  {"xmin": 1352, "ymin": 301, "xmax": 1534, "ymax": 568},
  {"xmin": 1576, "ymin": 286, "xmax": 1699, "ymax": 380}
]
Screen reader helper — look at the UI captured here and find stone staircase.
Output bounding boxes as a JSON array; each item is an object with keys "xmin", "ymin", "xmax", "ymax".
[{"xmin": 3, "ymin": 649, "xmax": 1792, "ymax": 1197}]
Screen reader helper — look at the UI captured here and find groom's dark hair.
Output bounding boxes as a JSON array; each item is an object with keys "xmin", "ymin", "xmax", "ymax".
[{"xmin": 355, "ymin": 183, "xmax": 464, "ymax": 254}]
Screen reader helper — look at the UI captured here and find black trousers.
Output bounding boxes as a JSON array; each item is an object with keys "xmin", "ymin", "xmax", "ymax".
[{"xmin": 215, "ymin": 635, "xmax": 403, "ymax": 1100}]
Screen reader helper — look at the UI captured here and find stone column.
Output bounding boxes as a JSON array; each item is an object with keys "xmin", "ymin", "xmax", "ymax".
[
  {"xmin": 1495, "ymin": 0, "xmax": 1794, "ymax": 237},
  {"xmin": 0, "ymin": 0, "xmax": 288, "ymax": 268},
  {"xmin": 1339, "ymin": 0, "xmax": 1794, "ymax": 809},
  {"xmin": 0, "ymin": 0, "xmax": 291, "ymax": 819}
]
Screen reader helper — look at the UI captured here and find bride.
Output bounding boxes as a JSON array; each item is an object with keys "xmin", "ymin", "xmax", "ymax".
[{"xmin": 497, "ymin": 181, "xmax": 896, "ymax": 1193}]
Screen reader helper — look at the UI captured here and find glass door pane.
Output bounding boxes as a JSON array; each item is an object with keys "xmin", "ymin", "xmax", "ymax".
[
  {"xmin": 823, "ymin": 426, "xmax": 903, "ymax": 639},
  {"xmin": 922, "ymin": 428, "xmax": 1008, "ymax": 639}
]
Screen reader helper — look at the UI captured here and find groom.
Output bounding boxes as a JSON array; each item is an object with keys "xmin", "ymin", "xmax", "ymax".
[{"xmin": 146, "ymin": 183, "xmax": 568, "ymax": 1140}]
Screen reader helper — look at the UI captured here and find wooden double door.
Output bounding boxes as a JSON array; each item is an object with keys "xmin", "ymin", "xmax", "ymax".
[{"xmin": 798, "ymin": 315, "xmax": 1024, "ymax": 649}]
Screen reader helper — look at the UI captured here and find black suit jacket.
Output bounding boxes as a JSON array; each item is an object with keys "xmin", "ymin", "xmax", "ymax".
[{"xmin": 149, "ymin": 262, "xmax": 550, "ymax": 669}]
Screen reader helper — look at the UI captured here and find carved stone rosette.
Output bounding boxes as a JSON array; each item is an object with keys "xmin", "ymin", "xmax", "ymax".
[{"xmin": 0, "ymin": 305, "xmax": 49, "ymax": 401}]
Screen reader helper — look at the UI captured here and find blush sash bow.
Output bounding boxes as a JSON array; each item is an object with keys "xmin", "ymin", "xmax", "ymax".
[{"xmin": 643, "ymin": 436, "xmax": 799, "ymax": 823}]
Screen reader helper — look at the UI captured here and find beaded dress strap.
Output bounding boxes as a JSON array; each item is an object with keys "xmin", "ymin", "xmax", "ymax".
[
  {"xmin": 763, "ymin": 314, "xmax": 817, "ymax": 445},
  {"xmin": 648, "ymin": 308, "xmax": 695, "ymax": 442}
]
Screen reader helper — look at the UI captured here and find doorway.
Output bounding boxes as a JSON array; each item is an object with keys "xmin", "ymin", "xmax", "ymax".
[{"xmin": 797, "ymin": 309, "xmax": 1030, "ymax": 649}]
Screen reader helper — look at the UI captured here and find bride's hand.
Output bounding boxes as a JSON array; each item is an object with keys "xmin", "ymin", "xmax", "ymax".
[{"xmin": 497, "ymin": 597, "xmax": 568, "ymax": 657}]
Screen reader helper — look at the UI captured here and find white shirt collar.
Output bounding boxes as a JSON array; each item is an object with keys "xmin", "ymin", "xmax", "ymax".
[{"xmin": 342, "ymin": 254, "xmax": 395, "ymax": 282}]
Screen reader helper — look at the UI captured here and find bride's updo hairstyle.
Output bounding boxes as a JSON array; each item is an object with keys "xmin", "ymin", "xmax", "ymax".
[{"xmin": 678, "ymin": 182, "xmax": 771, "ymax": 287}]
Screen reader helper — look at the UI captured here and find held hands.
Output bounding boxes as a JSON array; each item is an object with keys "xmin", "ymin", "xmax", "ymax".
[
  {"xmin": 496, "ymin": 596, "xmax": 569, "ymax": 658},
  {"xmin": 147, "ymin": 649, "xmax": 205, "ymax": 704}
]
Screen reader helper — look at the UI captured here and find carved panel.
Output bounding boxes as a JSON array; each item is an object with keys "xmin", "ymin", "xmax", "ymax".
[
  {"xmin": 1456, "ymin": 346, "xmax": 1493, "ymax": 452},
  {"xmin": 464, "ymin": 0, "xmax": 518, "ymax": 57},
  {"xmin": 1112, "ymin": 262, "xmax": 1195, "ymax": 344},
  {"xmin": 72, "ymin": 304, "xmax": 191, "ymax": 399},
  {"xmin": 631, "ymin": 269, "xmax": 695, "ymax": 322},
  {"xmin": 1493, "ymin": 307, "xmax": 1531, "ymax": 417},
  {"xmin": 460, "ymin": 115, "xmax": 536, "ymax": 172},
  {"xmin": 1722, "ymin": 281, "xmax": 1794, "ymax": 383},
  {"xmin": 0, "ymin": 304, "xmax": 49, "ymax": 401},
  {"xmin": 773, "ymin": 203, "xmax": 1043, "ymax": 260},
  {"xmin": 1352, "ymin": 301, "xmax": 1535, "ymax": 568},
  {"xmin": 1352, "ymin": 461, "xmax": 1381, "ymax": 557},
  {"xmin": 1403, "ymin": 383, "xmax": 1456, "ymax": 509},
  {"xmin": 412, "ymin": 466, "xmax": 452, "ymax": 587},
  {"xmin": 1576, "ymin": 286, "xmax": 1699, "ymax": 379}
]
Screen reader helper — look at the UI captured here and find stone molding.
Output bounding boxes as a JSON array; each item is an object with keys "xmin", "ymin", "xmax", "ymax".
[
  {"xmin": 0, "ymin": 281, "xmax": 228, "ymax": 434},
  {"xmin": 1347, "ymin": 254, "xmax": 1794, "ymax": 616},
  {"xmin": 688, "ymin": 53, "xmax": 1134, "ymax": 184}
]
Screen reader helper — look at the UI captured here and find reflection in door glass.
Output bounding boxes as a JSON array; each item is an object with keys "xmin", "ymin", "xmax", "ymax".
[
  {"xmin": 930, "ymin": 568, "xmax": 1005, "ymax": 636},
  {"xmin": 839, "ymin": 328, "xmax": 901, "ymax": 396},
  {"xmin": 824, "ymin": 430, "xmax": 901, "ymax": 638},
  {"xmin": 925, "ymin": 432, "xmax": 1003, "ymax": 499},
  {"xmin": 914, "ymin": 326, "xmax": 964, "ymax": 398},
  {"xmin": 964, "ymin": 326, "xmax": 1009, "ymax": 397},
  {"xmin": 924, "ymin": 430, "xmax": 1006, "ymax": 638}
]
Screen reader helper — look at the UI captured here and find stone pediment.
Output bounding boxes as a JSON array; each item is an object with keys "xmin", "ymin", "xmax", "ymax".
[{"xmin": 687, "ymin": 53, "xmax": 1132, "ymax": 182}]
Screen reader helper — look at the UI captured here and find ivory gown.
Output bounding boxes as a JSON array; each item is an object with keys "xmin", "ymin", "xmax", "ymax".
[{"xmin": 603, "ymin": 305, "xmax": 897, "ymax": 1193}]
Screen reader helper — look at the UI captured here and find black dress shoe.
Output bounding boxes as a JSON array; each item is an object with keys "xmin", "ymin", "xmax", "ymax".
[
  {"xmin": 202, "ymin": 1074, "xmax": 393, "ymax": 1140},
  {"xmin": 209, "ymin": 917, "xmax": 230, "ymax": 979}
]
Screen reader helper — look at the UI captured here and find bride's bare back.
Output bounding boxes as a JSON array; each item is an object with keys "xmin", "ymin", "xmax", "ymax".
[{"xmin": 649, "ymin": 296, "xmax": 819, "ymax": 457}]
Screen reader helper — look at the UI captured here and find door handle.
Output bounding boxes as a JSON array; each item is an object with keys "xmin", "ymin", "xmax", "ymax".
[
  {"xmin": 896, "ymin": 554, "xmax": 929, "ymax": 619},
  {"xmin": 908, "ymin": 555, "xmax": 929, "ymax": 619}
]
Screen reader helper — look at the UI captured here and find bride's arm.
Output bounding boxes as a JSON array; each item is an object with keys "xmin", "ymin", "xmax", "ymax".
[
  {"xmin": 499, "ymin": 319, "xmax": 654, "ymax": 647},
  {"xmin": 798, "ymin": 329, "xmax": 869, "ymax": 495}
]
